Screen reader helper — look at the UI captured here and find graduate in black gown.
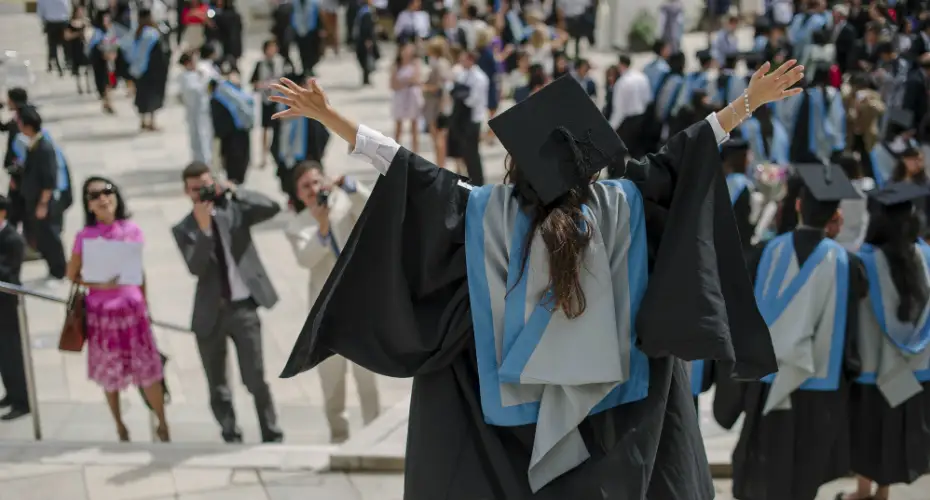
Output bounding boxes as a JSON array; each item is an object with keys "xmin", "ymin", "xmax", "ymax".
[
  {"xmin": 291, "ymin": 0, "xmax": 323, "ymax": 76},
  {"xmin": 270, "ymin": 62, "xmax": 804, "ymax": 499},
  {"xmin": 726, "ymin": 164, "xmax": 869, "ymax": 500},
  {"xmin": 271, "ymin": 72, "xmax": 330, "ymax": 208},
  {"xmin": 779, "ymin": 64, "xmax": 846, "ymax": 165},
  {"xmin": 127, "ymin": 10, "xmax": 170, "ymax": 131},
  {"xmin": 841, "ymin": 182, "xmax": 930, "ymax": 500},
  {"xmin": 210, "ymin": 76, "xmax": 255, "ymax": 184}
]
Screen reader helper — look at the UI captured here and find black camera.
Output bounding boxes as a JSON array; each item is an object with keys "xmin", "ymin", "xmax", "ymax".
[
  {"xmin": 198, "ymin": 184, "xmax": 230, "ymax": 207},
  {"xmin": 317, "ymin": 189, "xmax": 330, "ymax": 207}
]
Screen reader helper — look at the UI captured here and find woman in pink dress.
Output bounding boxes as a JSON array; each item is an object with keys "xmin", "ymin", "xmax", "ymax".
[{"xmin": 65, "ymin": 177, "xmax": 169, "ymax": 442}]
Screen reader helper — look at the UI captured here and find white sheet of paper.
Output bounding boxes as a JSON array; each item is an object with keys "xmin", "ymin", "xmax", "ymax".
[{"xmin": 81, "ymin": 239, "xmax": 144, "ymax": 286}]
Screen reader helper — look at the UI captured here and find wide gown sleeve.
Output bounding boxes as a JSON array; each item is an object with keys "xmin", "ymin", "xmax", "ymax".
[
  {"xmin": 624, "ymin": 119, "xmax": 778, "ymax": 381},
  {"xmin": 280, "ymin": 148, "xmax": 473, "ymax": 379}
]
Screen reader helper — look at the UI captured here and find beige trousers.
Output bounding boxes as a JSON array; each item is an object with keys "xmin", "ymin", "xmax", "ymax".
[{"xmin": 318, "ymin": 355, "xmax": 381, "ymax": 443}]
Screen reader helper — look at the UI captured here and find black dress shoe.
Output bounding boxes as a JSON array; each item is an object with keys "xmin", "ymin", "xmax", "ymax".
[
  {"xmin": 1, "ymin": 407, "xmax": 30, "ymax": 421},
  {"xmin": 222, "ymin": 429, "xmax": 243, "ymax": 443},
  {"xmin": 0, "ymin": 397, "xmax": 11, "ymax": 409},
  {"xmin": 262, "ymin": 430, "xmax": 284, "ymax": 443}
]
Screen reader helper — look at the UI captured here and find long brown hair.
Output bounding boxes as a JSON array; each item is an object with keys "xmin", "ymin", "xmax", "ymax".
[{"xmin": 505, "ymin": 155, "xmax": 594, "ymax": 319}]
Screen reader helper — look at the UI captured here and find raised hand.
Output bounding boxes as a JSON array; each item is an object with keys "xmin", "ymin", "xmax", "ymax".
[
  {"xmin": 747, "ymin": 59, "xmax": 805, "ymax": 109},
  {"xmin": 269, "ymin": 78, "xmax": 331, "ymax": 121}
]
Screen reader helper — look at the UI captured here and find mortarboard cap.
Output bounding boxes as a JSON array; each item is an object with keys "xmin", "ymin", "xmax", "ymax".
[
  {"xmin": 795, "ymin": 163, "xmax": 862, "ymax": 202},
  {"xmin": 868, "ymin": 181, "xmax": 930, "ymax": 208},
  {"xmin": 887, "ymin": 108, "xmax": 915, "ymax": 130},
  {"xmin": 488, "ymin": 75, "xmax": 627, "ymax": 206}
]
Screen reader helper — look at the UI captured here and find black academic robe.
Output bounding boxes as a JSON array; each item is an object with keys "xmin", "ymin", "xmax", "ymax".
[
  {"xmin": 354, "ymin": 7, "xmax": 379, "ymax": 84},
  {"xmin": 281, "ymin": 120, "xmax": 776, "ymax": 499},
  {"xmin": 0, "ymin": 223, "xmax": 27, "ymax": 411},
  {"xmin": 133, "ymin": 32, "xmax": 170, "ymax": 114},
  {"xmin": 270, "ymin": 117, "xmax": 331, "ymax": 207},
  {"xmin": 89, "ymin": 38, "xmax": 112, "ymax": 98},
  {"xmin": 722, "ymin": 228, "xmax": 867, "ymax": 500},
  {"xmin": 733, "ymin": 187, "xmax": 755, "ymax": 253},
  {"xmin": 211, "ymin": 98, "xmax": 251, "ymax": 185}
]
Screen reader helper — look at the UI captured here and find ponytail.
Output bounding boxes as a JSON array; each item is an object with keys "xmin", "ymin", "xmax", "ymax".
[
  {"xmin": 868, "ymin": 211, "xmax": 930, "ymax": 323},
  {"xmin": 505, "ymin": 156, "xmax": 593, "ymax": 319}
]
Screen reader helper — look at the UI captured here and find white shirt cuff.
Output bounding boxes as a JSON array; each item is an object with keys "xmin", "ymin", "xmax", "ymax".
[
  {"xmin": 705, "ymin": 112, "xmax": 730, "ymax": 145},
  {"xmin": 348, "ymin": 124, "xmax": 402, "ymax": 175}
]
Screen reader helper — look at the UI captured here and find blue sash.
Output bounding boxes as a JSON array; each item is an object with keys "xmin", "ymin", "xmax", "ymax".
[
  {"xmin": 87, "ymin": 29, "xmax": 105, "ymax": 57},
  {"xmin": 353, "ymin": 5, "xmax": 370, "ymax": 39},
  {"xmin": 128, "ymin": 26, "xmax": 160, "ymax": 79},
  {"xmin": 655, "ymin": 73, "xmax": 684, "ymax": 121},
  {"xmin": 691, "ymin": 360, "xmax": 706, "ymax": 396},
  {"xmin": 755, "ymin": 233, "xmax": 849, "ymax": 391},
  {"xmin": 465, "ymin": 180, "xmax": 650, "ymax": 426},
  {"xmin": 803, "ymin": 88, "xmax": 846, "ymax": 160},
  {"xmin": 213, "ymin": 81, "xmax": 256, "ymax": 130},
  {"xmin": 857, "ymin": 241, "xmax": 930, "ymax": 383},
  {"xmin": 643, "ymin": 58, "xmax": 670, "ymax": 97},
  {"xmin": 277, "ymin": 106, "xmax": 309, "ymax": 166},
  {"xmin": 715, "ymin": 72, "xmax": 747, "ymax": 107},
  {"xmin": 291, "ymin": 0, "xmax": 319, "ymax": 38},
  {"xmin": 726, "ymin": 172, "xmax": 753, "ymax": 205},
  {"xmin": 740, "ymin": 115, "xmax": 790, "ymax": 166}
]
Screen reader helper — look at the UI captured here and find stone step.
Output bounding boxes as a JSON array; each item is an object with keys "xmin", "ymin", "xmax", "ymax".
[
  {"xmin": 0, "ymin": 439, "xmax": 336, "ymax": 470},
  {"xmin": 328, "ymin": 397, "xmax": 738, "ymax": 478}
]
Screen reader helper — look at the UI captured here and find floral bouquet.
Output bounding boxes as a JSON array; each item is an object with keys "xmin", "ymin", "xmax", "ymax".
[{"xmin": 751, "ymin": 163, "xmax": 790, "ymax": 205}]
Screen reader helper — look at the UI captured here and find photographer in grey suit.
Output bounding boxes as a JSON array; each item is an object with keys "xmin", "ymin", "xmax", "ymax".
[{"xmin": 172, "ymin": 162, "xmax": 284, "ymax": 443}]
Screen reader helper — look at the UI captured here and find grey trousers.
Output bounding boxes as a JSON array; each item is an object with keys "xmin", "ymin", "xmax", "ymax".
[
  {"xmin": 195, "ymin": 300, "xmax": 280, "ymax": 439},
  {"xmin": 317, "ymin": 355, "xmax": 381, "ymax": 443}
]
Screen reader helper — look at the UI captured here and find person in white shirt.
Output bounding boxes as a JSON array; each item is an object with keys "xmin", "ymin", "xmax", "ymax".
[
  {"xmin": 38, "ymin": 0, "xmax": 71, "ymax": 76},
  {"xmin": 178, "ymin": 51, "xmax": 214, "ymax": 166},
  {"xmin": 609, "ymin": 55, "xmax": 652, "ymax": 161},
  {"xmin": 394, "ymin": 0, "xmax": 432, "ymax": 43},
  {"xmin": 284, "ymin": 161, "xmax": 381, "ymax": 443},
  {"xmin": 448, "ymin": 50, "xmax": 488, "ymax": 185}
]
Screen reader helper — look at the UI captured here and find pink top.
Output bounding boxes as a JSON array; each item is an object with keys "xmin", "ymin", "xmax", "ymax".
[
  {"xmin": 182, "ymin": 5, "xmax": 209, "ymax": 26},
  {"xmin": 73, "ymin": 219, "xmax": 145, "ymax": 303}
]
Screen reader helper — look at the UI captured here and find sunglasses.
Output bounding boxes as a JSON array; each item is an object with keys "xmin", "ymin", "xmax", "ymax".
[{"xmin": 86, "ymin": 185, "xmax": 116, "ymax": 201}]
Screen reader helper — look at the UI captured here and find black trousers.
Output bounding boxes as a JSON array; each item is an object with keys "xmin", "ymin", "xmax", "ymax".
[
  {"xmin": 28, "ymin": 205, "xmax": 67, "ymax": 279},
  {"xmin": 6, "ymin": 186, "xmax": 25, "ymax": 228},
  {"xmin": 462, "ymin": 121, "xmax": 484, "ymax": 185},
  {"xmin": 0, "ymin": 298, "xmax": 28, "ymax": 411},
  {"xmin": 195, "ymin": 300, "xmax": 281, "ymax": 440},
  {"xmin": 45, "ymin": 21, "xmax": 68, "ymax": 74}
]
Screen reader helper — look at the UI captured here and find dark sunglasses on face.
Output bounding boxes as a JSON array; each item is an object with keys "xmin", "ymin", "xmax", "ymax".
[{"xmin": 86, "ymin": 185, "xmax": 116, "ymax": 201}]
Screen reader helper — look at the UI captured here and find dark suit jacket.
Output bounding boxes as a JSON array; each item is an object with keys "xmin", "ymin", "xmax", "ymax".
[
  {"xmin": 172, "ymin": 189, "xmax": 281, "ymax": 337},
  {"xmin": 834, "ymin": 23, "xmax": 858, "ymax": 74},
  {"xmin": 903, "ymin": 69, "xmax": 930, "ymax": 141}
]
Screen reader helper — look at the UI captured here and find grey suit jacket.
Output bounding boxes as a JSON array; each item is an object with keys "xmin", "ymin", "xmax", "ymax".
[{"xmin": 172, "ymin": 189, "xmax": 281, "ymax": 337}]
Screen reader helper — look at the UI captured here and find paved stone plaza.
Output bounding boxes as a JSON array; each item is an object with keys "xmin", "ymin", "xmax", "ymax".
[{"xmin": 0, "ymin": 11, "xmax": 926, "ymax": 499}]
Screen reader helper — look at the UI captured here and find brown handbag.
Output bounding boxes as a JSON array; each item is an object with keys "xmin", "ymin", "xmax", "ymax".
[{"xmin": 58, "ymin": 283, "xmax": 87, "ymax": 353}]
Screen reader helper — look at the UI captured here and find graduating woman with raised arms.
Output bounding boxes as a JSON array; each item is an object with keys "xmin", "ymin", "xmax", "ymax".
[{"xmin": 271, "ymin": 60, "xmax": 804, "ymax": 499}]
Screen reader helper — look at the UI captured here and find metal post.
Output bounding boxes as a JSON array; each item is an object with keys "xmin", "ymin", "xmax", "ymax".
[{"xmin": 16, "ymin": 297, "xmax": 42, "ymax": 440}]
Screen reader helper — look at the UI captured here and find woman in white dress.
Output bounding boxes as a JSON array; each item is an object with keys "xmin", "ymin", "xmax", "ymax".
[{"xmin": 390, "ymin": 41, "xmax": 423, "ymax": 154}]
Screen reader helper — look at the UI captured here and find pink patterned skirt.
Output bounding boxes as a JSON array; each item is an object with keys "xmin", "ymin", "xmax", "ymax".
[{"xmin": 86, "ymin": 289, "xmax": 164, "ymax": 392}]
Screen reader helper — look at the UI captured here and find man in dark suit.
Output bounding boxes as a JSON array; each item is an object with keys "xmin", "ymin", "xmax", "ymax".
[
  {"xmin": 172, "ymin": 162, "xmax": 283, "ymax": 443},
  {"xmin": 832, "ymin": 5, "xmax": 857, "ymax": 74},
  {"xmin": 0, "ymin": 194, "xmax": 29, "ymax": 420},
  {"xmin": 434, "ymin": 8, "xmax": 467, "ymax": 48},
  {"xmin": 16, "ymin": 105, "xmax": 66, "ymax": 282},
  {"xmin": 904, "ymin": 53, "xmax": 930, "ymax": 143},
  {"xmin": 849, "ymin": 21, "xmax": 880, "ymax": 72}
]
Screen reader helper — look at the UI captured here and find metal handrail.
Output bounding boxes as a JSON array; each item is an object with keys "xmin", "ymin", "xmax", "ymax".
[
  {"xmin": 0, "ymin": 281, "xmax": 190, "ymax": 333},
  {"xmin": 0, "ymin": 280, "xmax": 190, "ymax": 441}
]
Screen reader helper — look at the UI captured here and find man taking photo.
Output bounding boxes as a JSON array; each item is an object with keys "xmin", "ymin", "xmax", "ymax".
[{"xmin": 172, "ymin": 162, "xmax": 283, "ymax": 443}]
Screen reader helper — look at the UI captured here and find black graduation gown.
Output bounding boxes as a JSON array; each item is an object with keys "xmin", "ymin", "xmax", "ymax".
[
  {"xmin": 725, "ymin": 229, "xmax": 867, "ymax": 500},
  {"xmin": 787, "ymin": 91, "xmax": 822, "ymax": 164},
  {"xmin": 133, "ymin": 32, "xmax": 169, "ymax": 114},
  {"xmin": 270, "ymin": 117, "xmax": 331, "ymax": 207},
  {"xmin": 211, "ymin": 98, "xmax": 251, "ymax": 185},
  {"xmin": 281, "ymin": 120, "xmax": 775, "ymax": 499},
  {"xmin": 733, "ymin": 187, "xmax": 755, "ymax": 254},
  {"xmin": 89, "ymin": 38, "xmax": 112, "ymax": 98},
  {"xmin": 354, "ymin": 8, "xmax": 379, "ymax": 82}
]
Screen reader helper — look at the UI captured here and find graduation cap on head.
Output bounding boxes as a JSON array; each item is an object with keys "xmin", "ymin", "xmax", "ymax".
[
  {"xmin": 720, "ymin": 138, "xmax": 749, "ymax": 159},
  {"xmin": 488, "ymin": 75, "xmax": 627, "ymax": 206},
  {"xmin": 795, "ymin": 163, "xmax": 862, "ymax": 202},
  {"xmin": 868, "ymin": 181, "xmax": 930, "ymax": 210}
]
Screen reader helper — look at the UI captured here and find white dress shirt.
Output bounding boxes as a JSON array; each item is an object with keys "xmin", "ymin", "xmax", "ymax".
[
  {"xmin": 457, "ymin": 65, "xmax": 490, "ymax": 123},
  {"xmin": 37, "ymin": 0, "xmax": 70, "ymax": 22},
  {"xmin": 609, "ymin": 69, "xmax": 652, "ymax": 130},
  {"xmin": 349, "ymin": 114, "xmax": 731, "ymax": 175},
  {"xmin": 202, "ymin": 211, "xmax": 251, "ymax": 301}
]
